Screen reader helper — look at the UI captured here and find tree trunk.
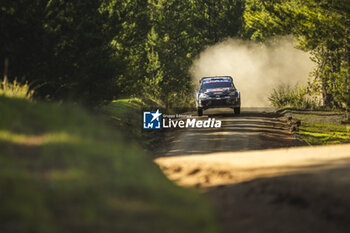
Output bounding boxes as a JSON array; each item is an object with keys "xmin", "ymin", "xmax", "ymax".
[
  {"xmin": 321, "ymin": 80, "xmax": 333, "ymax": 109},
  {"xmin": 345, "ymin": 15, "xmax": 350, "ymax": 120},
  {"xmin": 3, "ymin": 57, "xmax": 8, "ymax": 83}
]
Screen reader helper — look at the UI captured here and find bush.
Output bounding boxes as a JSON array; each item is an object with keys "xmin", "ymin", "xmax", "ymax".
[
  {"xmin": 268, "ymin": 84, "xmax": 320, "ymax": 109},
  {"xmin": 0, "ymin": 79, "xmax": 34, "ymax": 100}
]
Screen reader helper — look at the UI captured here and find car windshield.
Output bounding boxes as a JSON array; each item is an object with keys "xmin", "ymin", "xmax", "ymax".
[{"xmin": 201, "ymin": 80, "xmax": 233, "ymax": 89}]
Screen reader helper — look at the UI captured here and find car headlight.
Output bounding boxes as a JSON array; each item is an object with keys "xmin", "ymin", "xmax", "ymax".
[{"xmin": 199, "ymin": 93, "xmax": 209, "ymax": 99}]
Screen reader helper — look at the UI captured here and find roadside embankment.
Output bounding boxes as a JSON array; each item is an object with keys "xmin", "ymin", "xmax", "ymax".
[
  {"xmin": 278, "ymin": 109, "xmax": 350, "ymax": 145},
  {"xmin": 0, "ymin": 96, "xmax": 218, "ymax": 233}
]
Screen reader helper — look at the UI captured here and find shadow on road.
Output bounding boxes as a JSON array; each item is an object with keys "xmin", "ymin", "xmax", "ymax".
[
  {"xmin": 156, "ymin": 144, "xmax": 350, "ymax": 233},
  {"xmin": 206, "ymin": 161, "xmax": 350, "ymax": 233},
  {"xmin": 164, "ymin": 108, "xmax": 304, "ymax": 157}
]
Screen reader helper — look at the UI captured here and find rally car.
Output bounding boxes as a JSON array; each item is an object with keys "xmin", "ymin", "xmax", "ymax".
[{"xmin": 196, "ymin": 76, "xmax": 241, "ymax": 116}]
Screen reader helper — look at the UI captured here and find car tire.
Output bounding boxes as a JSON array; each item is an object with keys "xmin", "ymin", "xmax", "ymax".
[
  {"xmin": 197, "ymin": 108, "xmax": 203, "ymax": 116},
  {"xmin": 234, "ymin": 107, "xmax": 240, "ymax": 115}
]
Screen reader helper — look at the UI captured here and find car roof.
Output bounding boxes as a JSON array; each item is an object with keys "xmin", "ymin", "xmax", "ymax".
[{"xmin": 200, "ymin": 76, "xmax": 233, "ymax": 82}]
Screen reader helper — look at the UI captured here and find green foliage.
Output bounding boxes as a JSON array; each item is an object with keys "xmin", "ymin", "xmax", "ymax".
[
  {"xmin": 107, "ymin": 0, "xmax": 245, "ymax": 109},
  {"xmin": 268, "ymin": 84, "xmax": 320, "ymax": 109},
  {"xmin": 154, "ymin": 0, "xmax": 245, "ymax": 109},
  {"xmin": 143, "ymin": 27, "xmax": 164, "ymax": 100},
  {"xmin": 244, "ymin": 0, "xmax": 350, "ymax": 110},
  {"xmin": 101, "ymin": 98, "xmax": 146, "ymax": 140},
  {"xmin": 0, "ymin": 0, "xmax": 245, "ymax": 108},
  {"xmin": 0, "ymin": 96, "xmax": 218, "ymax": 233},
  {"xmin": 2, "ymin": 0, "xmax": 346, "ymax": 111},
  {"xmin": 1, "ymin": 0, "xmax": 118, "ymax": 105},
  {"xmin": 0, "ymin": 79, "xmax": 34, "ymax": 99}
]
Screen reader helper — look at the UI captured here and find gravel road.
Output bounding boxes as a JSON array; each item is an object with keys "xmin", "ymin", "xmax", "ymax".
[
  {"xmin": 155, "ymin": 108, "xmax": 350, "ymax": 233},
  {"xmin": 163, "ymin": 108, "xmax": 301, "ymax": 158}
]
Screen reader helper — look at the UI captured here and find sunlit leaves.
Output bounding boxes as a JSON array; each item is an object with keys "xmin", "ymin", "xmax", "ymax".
[{"xmin": 244, "ymin": 0, "xmax": 349, "ymax": 109}]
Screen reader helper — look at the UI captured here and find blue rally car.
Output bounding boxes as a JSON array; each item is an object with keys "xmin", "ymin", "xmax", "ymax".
[{"xmin": 196, "ymin": 76, "xmax": 241, "ymax": 116}]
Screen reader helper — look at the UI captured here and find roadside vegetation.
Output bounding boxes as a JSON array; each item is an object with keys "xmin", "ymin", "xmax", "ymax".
[
  {"xmin": 292, "ymin": 111, "xmax": 350, "ymax": 145},
  {"xmin": 101, "ymin": 98, "xmax": 155, "ymax": 150},
  {"xmin": 268, "ymin": 84, "xmax": 321, "ymax": 110},
  {"xmin": 269, "ymin": 85, "xmax": 349, "ymax": 145},
  {"xmin": 0, "ymin": 79, "xmax": 34, "ymax": 100},
  {"xmin": 257, "ymin": 0, "xmax": 349, "ymax": 145},
  {"xmin": 245, "ymin": 0, "xmax": 350, "ymax": 114},
  {"xmin": 1, "ymin": 0, "xmax": 245, "ymax": 108},
  {"xmin": 101, "ymin": 98, "xmax": 185, "ymax": 155},
  {"xmin": 0, "ymin": 93, "xmax": 218, "ymax": 233}
]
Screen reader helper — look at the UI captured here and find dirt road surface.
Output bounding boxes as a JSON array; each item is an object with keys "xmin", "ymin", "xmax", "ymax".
[{"xmin": 155, "ymin": 108, "xmax": 350, "ymax": 233}]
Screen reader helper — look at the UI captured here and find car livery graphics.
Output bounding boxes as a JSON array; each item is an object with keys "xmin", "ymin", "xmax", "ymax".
[
  {"xmin": 202, "ymin": 80, "xmax": 231, "ymax": 83},
  {"xmin": 210, "ymin": 88, "xmax": 230, "ymax": 93}
]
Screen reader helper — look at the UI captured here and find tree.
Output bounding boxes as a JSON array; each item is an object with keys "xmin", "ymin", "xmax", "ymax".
[
  {"xmin": 1, "ymin": 0, "xmax": 246, "ymax": 107},
  {"xmin": 244, "ymin": 0, "xmax": 350, "ymax": 110},
  {"xmin": 1, "ymin": 0, "xmax": 120, "ymax": 105}
]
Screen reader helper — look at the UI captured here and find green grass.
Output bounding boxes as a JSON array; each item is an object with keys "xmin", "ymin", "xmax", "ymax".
[
  {"xmin": 104, "ymin": 98, "xmax": 144, "ymax": 119},
  {"xmin": 0, "ymin": 79, "xmax": 34, "ymax": 99},
  {"xmin": 101, "ymin": 98, "xmax": 168, "ymax": 152},
  {"xmin": 292, "ymin": 112, "xmax": 350, "ymax": 145},
  {"xmin": 0, "ymin": 96, "xmax": 218, "ymax": 233},
  {"xmin": 102, "ymin": 98, "xmax": 144, "ymax": 126},
  {"xmin": 299, "ymin": 122, "xmax": 349, "ymax": 145},
  {"xmin": 101, "ymin": 98, "xmax": 145, "ymax": 143}
]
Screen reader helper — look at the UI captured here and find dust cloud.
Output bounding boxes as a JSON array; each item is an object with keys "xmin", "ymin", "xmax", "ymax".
[{"xmin": 190, "ymin": 37, "xmax": 315, "ymax": 107}]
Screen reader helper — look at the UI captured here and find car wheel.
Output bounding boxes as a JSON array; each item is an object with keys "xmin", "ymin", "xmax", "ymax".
[
  {"xmin": 197, "ymin": 108, "xmax": 203, "ymax": 116},
  {"xmin": 234, "ymin": 107, "xmax": 240, "ymax": 115}
]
